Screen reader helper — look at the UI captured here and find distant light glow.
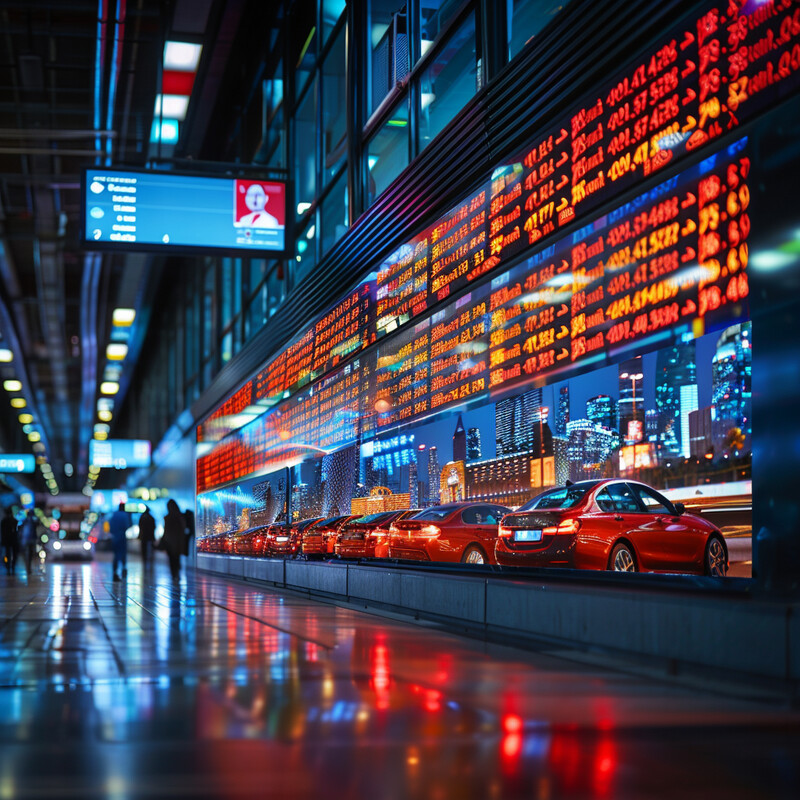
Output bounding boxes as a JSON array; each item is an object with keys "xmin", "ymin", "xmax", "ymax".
[
  {"xmin": 0, "ymin": 348, "xmax": 12, "ymax": 362},
  {"xmin": 3, "ymin": 380, "xmax": 22, "ymax": 392},
  {"xmin": 10, "ymin": 398, "xmax": 26, "ymax": 408},
  {"xmin": 27, "ymin": 432, "xmax": 41, "ymax": 442},
  {"xmin": 150, "ymin": 119, "xmax": 180, "ymax": 144},
  {"xmin": 106, "ymin": 343, "xmax": 128, "ymax": 360},
  {"xmin": 164, "ymin": 41, "xmax": 202, "ymax": 71},
  {"xmin": 100, "ymin": 382, "xmax": 119, "ymax": 395},
  {"xmin": 18, "ymin": 413, "xmax": 33, "ymax": 424},
  {"xmin": 112, "ymin": 308, "xmax": 136, "ymax": 326},
  {"xmin": 154, "ymin": 94, "xmax": 190, "ymax": 120},
  {"xmin": 98, "ymin": 410, "xmax": 113, "ymax": 422}
]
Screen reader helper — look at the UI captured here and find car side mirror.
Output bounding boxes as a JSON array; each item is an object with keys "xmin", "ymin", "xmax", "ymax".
[{"xmin": 674, "ymin": 502, "xmax": 685, "ymax": 516}]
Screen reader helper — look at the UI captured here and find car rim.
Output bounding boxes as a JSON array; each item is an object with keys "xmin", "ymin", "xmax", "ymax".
[
  {"xmin": 708, "ymin": 539, "xmax": 727, "ymax": 576},
  {"xmin": 613, "ymin": 548, "xmax": 634, "ymax": 571},
  {"xmin": 465, "ymin": 549, "xmax": 484, "ymax": 564}
]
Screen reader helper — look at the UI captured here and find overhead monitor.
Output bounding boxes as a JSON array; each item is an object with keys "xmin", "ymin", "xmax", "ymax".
[
  {"xmin": 81, "ymin": 168, "xmax": 286, "ymax": 255},
  {"xmin": 89, "ymin": 439, "xmax": 151, "ymax": 469},
  {"xmin": 0, "ymin": 454, "xmax": 35, "ymax": 473}
]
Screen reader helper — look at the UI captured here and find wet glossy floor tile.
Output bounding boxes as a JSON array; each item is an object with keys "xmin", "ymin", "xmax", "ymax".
[{"xmin": 0, "ymin": 557, "xmax": 798, "ymax": 798}]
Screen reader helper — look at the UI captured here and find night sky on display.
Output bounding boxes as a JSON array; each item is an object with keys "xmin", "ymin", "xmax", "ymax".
[{"xmin": 402, "ymin": 326, "xmax": 722, "ymax": 468}]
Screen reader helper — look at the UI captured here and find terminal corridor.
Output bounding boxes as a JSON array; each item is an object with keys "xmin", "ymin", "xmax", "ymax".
[{"xmin": 0, "ymin": 561, "xmax": 798, "ymax": 799}]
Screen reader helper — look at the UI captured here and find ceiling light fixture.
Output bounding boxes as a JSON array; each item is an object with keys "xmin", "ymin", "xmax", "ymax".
[
  {"xmin": 112, "ymin": 308, "xmax": 136, "ymax": 326},
  {"xmin": 100, "ymin": 382, "xmax": 119, "ymax": 395},
  {"xmin": 18, "ymin": 413, "xmax": 33, "ymax": 424},
  {"xmin": 3, "ymin": 380, "xmax": 22, "ymax": 392},
  {"xmin": 164, "ymin": 41, "xmax": 203, "ymax": 71},
  {"xmin": 0, "ymin": 348, "xmax": 13, "ymax": 362},
  {"xmin": 10, "ymin": 398, "xmax": 26, "ymax": 408},
  {"xmin": 106, "ymin": 343, "xmax": 128, "ymax": 361}
]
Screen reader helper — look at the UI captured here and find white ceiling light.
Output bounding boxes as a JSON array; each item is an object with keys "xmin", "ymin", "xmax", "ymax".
[
  {"xmin": 112, "ymin": 308, "xmax": 136, "ymax": 326},
  {"xmin": 106, "ymin": 343, "xmax": 128, "ymax": 361},
  {"xmin": 154, "ymin": 94, "xmax": 190, "ymax": 120},
  {"xmin": 0, "ymin": 348, "xmax": 13, "ymax": 362},
  {"xmin": 164, "ymin": 41, "xmax": 203, "ymax": 71}
]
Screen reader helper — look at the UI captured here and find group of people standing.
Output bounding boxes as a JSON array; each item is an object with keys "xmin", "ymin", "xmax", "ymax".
[
  {"xmin": 107, "ymin": 499, "xmax": 193, "ymax": 581},
  {"xmin": 1, "ymin": 508, "xmax": 39, "ymax": 575}
]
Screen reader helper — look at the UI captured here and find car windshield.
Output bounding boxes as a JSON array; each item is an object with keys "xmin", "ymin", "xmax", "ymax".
[
  {"xmin": 296, "ymin": 518, "xmax": 320, "ymax": 531},
  {"xmin": 354, "ymin": 512, "xmax": 394, "ymax": 524},
  {"xmin": 410, "ymin": 505, "xmax": 460, "ymax": 521},
  {"xmin": 518, "ymin": 485, "xmax": 592, "ymax": 511}
]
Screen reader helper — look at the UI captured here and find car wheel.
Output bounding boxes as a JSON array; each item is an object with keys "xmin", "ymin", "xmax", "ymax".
[
  {"xmin": 609, "ymin": 542, "xmax": 636, "ymax": 572},
  {"xmin": 705, "ymin": 536, "xmax": 728, "ymax": 577},
  {"xmin": 461, "ymin": 545, "xmax": 487, "ymax": 565}
]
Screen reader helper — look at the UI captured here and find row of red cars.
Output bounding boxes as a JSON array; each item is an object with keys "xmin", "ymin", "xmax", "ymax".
[{"xmin": 198, "ymin": 479, "xmax": 729, "ymax": 576}]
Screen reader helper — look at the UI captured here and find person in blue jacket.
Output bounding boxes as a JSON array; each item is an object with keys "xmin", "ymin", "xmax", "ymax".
[{"xmin": 108, "ymin": 502, "xmax": 132, "ymax": 582}]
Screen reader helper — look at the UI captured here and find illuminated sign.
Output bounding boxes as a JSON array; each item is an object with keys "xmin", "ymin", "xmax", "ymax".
[
  {"xmin": 197, "ymin": 0, "xmax": 799, "ymax": 492},
  {"xmin": 0, "ymin": 454, "xmax": 35, "ymax": 473},
  {"xmin": 89, "ymin": 439, "xmax": 151, "ymax": 469},
  {"xmin": 195, "ymin": 143, "xmax": 752, "ymax": 493},
  {"xmin": 82, "ymin": 168, "xmax": 286, "ymax": 255}
]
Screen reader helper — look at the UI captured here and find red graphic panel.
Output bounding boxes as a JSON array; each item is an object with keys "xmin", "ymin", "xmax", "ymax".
[{"xmin": 233, "ymin": 180, "xmax": 286, "ymax": 228}]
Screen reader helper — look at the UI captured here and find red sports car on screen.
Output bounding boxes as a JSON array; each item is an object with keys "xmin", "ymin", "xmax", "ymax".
[
  {"xmin": 232, "ymin": 526, "xmax": 271, "ymax": 556},
  {"xmin": 495, "ymin": 479, "xmax": 728, "ymax": 576},
  {"xmin": 388, "ymin": 502, "xmax": 512, "ymax": 565},
  {"xmin": 334, "ymin": 510, "xmax": 421, "ymax": 559},
  {"xmin": 301, "ymin": 514, "xmax": 359, "ymax": 558},
  {"xmin": 268, "ymin": 517, "xmax": 322, "ymax": 557}
]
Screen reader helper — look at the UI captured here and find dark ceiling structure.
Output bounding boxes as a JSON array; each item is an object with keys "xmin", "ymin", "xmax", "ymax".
[{"xmin": 0, "ymin": 0, "xmax": 231, "ymax": 500}]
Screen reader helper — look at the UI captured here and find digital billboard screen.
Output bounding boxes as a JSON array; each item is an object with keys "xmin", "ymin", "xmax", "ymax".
[
  {"xmin": 81, "ymin": 168, "xmax": 286, "ymax": 255},
  {"xmin": 89, "ymin": 439, "xmax": 151, "ymax": 469}
]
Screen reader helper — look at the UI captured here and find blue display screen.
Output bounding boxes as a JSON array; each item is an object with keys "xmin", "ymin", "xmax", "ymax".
[
  {"xmin": 82, "ymin": 169, "xmax": 286, "ymax": 254},
  {"xmin": 89, "ymin": 439, "xmax": 151, "ymax": 469},
  {"xmin": 0, "ymin": 454, "xmax": 35, "ymax": 473}
]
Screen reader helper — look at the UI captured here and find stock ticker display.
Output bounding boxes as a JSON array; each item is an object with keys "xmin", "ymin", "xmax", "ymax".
[{"xmin": 197, "ymin": 0, "xmax": 799, "ymax": 490}]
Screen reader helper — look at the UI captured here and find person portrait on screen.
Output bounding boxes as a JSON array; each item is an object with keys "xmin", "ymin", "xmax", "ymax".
[{"xmin": 236, "ymin": 183, "xmax": 279, "ymax": 228}]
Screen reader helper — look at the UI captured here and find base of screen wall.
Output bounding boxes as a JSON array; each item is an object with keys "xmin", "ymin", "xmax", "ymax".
[{"xmin": 196, "ymin": 553, "xmax": 799, "ymax": 693}]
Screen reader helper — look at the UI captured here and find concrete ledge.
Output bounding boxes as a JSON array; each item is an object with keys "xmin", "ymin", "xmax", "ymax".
[
  {"xmin": 485, "ymin": 580, "xmax": 788, "ymax": 679},
  {"xmin": 286, "ymin": 559, "xmax": 348, "ymax": 595},
  {"xmin": 198, "ymin": 556, "xmax": 799, "ymax": 686}
]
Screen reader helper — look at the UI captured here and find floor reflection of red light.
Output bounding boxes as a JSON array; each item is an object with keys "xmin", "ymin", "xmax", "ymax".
[
  {"xmin": 503, "ymin": 713, "xmax": 523, "ymax": 734},
  {"xmin": 502, "ymin": 732, "xmax": 522, "ymax": 760},
  {"xmin": 424, "ymin": 689, "xmax": 440, "ymax": 713},
  {"xmin": 371, "ymin": 644, "xmax": 390, "ymax": 710},
  {"xmin": 592, "ymin": 737, "xmax": 616, "ymax": 798},
  {"xmin": 305, "ymin": 642, "xmax": 319, "ymax": 662}
]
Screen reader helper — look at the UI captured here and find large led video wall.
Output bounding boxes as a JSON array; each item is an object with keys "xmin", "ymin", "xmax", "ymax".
[{"xmin": 196, "ymin": 0, "xmax": 800, "ymax": 577}]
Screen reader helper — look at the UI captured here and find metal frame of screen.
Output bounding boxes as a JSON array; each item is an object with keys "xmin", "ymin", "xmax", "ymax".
[{"xmin": 80, "ymin": 166, "xmax": 289, "ymax": 258}]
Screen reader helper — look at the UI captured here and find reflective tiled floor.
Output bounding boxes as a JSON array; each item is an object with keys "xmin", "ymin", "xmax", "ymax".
[{"xmin": 0, "ymin": 556, "xmax": 798, "ymax": 799}]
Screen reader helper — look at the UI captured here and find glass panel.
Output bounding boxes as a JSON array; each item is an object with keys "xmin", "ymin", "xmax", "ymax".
[
  {"xmin": 262, "ymin": 62, "xmax": 285, "ymax": 168},
  {"xmin": 321, "ymin": 171, "xmax": 348, "ymax": 256},
  {"xmin": 418, "ymin": 13, "xmax": 476, "ymax": 150},
  {"xmin": 266, "ymin": 263, "xmax": 285, "ymax": 317},
  {"xmin": 322, "ymin": 0, "xmax": 346, "ymax": 46},
  {"xmin": 419, "ymin": 0, "xmax": 464, "ymax": 59},
  {"xmin": 246, "ymin": 282, "xmax": 268, "ymax": 340},
  {"xmin": 202, "ymin": 264, "xmax": 216, "ymax": 360},
  {"xmin": 508, "ymin": 0, "xmax": 571, "ymax": 61},
  {"xmin": 221, "ymin": 258, "xmax": 233, "ymax": 328},
  {"xmin": 322, "ymin": 26, "xmax": 347, "ymax": 185},
  {"xmin": 293, "ymin": 0, "xmax": 317, "ymax": 100},
  {"xmin": 368, "ymin": 1, "xmax": 409, "ymax": 115},
  {"xmin": 294, "ymin": 77, "xmax": 318, "ymax": 219},
  {"xmin": 631, "ymin": 484, "xmax": 674, "ymax": 515},
  {"xmin": 295, "ymin": 217, "xmax": 317, "ymax": 285},
  {"xmin": 366, "ymin": 99, "xmax": 408, "ymax": 204},
  {"xmin": 221, "ymin": 330, "xmax": 233, "ymax": 365}
]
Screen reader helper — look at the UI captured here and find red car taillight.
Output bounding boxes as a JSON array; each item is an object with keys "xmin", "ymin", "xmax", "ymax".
[
  {"xmin": 368, "ymin": 528, "xmax": 384, "ymax": 538},
  {"xmin": 417, "ymin": 524, "xmax": 441, "ymax": 538},
  {"xmin": 543, "ymin": 518, "xmax": 581, "ymax": 536},
  {"xmin": 498, "ymin": 525, "xmax": 512, "ymax": 538}
]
